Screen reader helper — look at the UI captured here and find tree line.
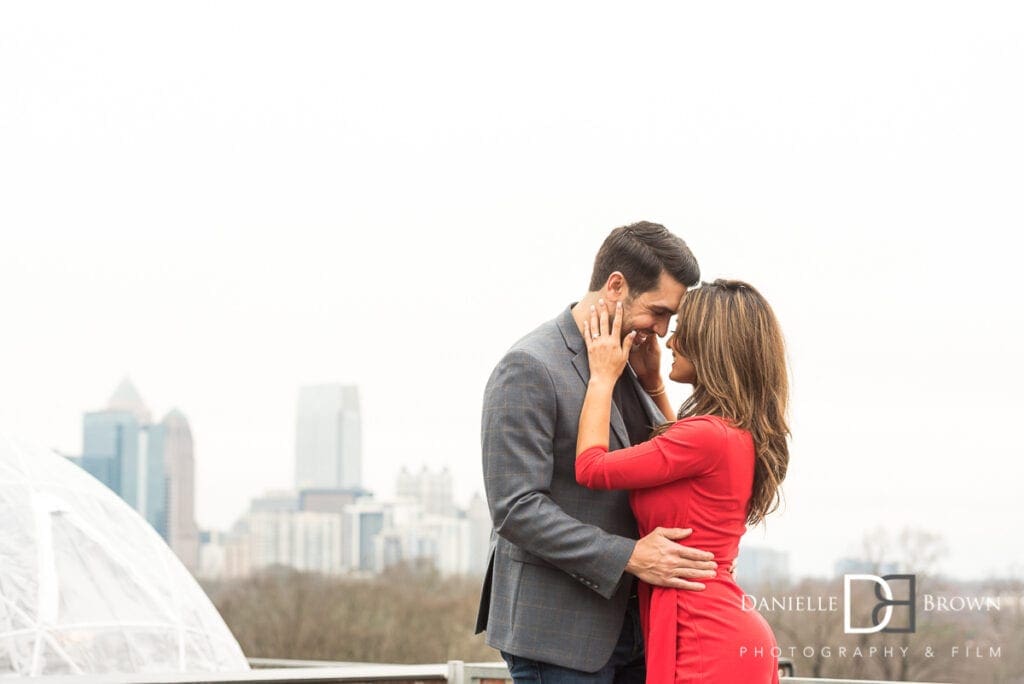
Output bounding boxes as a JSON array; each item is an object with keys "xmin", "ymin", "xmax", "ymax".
[{"xmin": 203, "ymin": 529, "xmax": 1023, "ymax": 681}]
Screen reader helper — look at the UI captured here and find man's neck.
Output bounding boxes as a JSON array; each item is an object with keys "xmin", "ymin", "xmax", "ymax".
[{"xmin": 570, "ymin": 293, "xmax": 601, "ymax": 337}]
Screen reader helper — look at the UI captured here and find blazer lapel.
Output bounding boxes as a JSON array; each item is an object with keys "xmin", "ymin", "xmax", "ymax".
[
  {"xmin": 608, "ymin": 396, "xmax": 630, "ymax": 450},
  {"xmin": 561, "ymin": 307, "xmax": 630, "ymax": 449}
]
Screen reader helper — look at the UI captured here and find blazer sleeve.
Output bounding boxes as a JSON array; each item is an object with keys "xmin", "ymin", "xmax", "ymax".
[
  {"xmin": 576, "ymin": 416, "xmax": 726, "ymax": 490},
  {"xmin": 482, "ymin": 349, "xmax": 636, "ymax": 600}
]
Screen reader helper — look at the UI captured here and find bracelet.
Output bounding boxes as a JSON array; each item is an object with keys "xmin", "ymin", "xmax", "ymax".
[{"xmin": 644, "ymin": 384, "xmax": 667, "ymax": 397}]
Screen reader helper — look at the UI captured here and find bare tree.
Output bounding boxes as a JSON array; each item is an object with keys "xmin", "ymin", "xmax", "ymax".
[{"xmin": 204, "ymin": 564, "xmax": 498, "ymax": 664}]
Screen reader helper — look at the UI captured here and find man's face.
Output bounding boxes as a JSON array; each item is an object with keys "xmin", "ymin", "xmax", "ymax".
[{"xmin": 619, "ymin": 271, "xmax": 687, "ymax": 344}]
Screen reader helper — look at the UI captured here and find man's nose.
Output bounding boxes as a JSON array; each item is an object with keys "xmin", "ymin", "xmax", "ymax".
[{"xmin": 654, "ymin": 321, "xmax": 669, "ymax": 337}]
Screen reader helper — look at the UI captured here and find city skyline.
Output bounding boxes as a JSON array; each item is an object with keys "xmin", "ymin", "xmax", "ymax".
[
  {"xmin": 65, "ymin": 376, "xmax": 493, "ymax": 580},
  {"xmin": 59, "ymin": 375, "xmax": 1005, "ymax": 585}
]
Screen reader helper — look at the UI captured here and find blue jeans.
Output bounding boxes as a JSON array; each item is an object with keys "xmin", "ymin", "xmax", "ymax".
[{"xmin": 501, "ymin": 595, "xmax": 645, "ymax": 684}]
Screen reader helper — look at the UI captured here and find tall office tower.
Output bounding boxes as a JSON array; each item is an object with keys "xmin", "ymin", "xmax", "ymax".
[
  {"xmin": 295, "ymin": 384, "xmax": 362, "ymax": 490},
  {"xmin": 82, "ymin": 379, "xmax": 162, "ymax": 529},
  {"xmin": 107, "ymin": 377, "xmax": 153, "ymax": 424},
  {"xmin": 80, "ymin": 380, "xmax": 200, "ymax": 572},
  {"xmin": 155, "ymin": 409, "xmax": 200, "ymax": 573},
  {"xmin": 396, "ymin": 465, "xmax": 455, "ymax": 516}
]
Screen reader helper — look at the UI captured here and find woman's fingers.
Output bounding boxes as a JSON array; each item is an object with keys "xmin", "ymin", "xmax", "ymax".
[
  {"xmin": 586, "ymin": 300, "xmax": 633, "ymax": 362},
  {"xmin": 598, "ymin": 299, "xmax": 610, "ymax": 338},
  {"xmin": 625, "ymin": 330, "xmax": 637, "ymax": 352}
]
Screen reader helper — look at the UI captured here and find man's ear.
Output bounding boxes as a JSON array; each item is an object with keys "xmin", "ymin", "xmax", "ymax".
[{"xmin": 604, "ymin": 271, "xmax": 629, "ymax": 302}]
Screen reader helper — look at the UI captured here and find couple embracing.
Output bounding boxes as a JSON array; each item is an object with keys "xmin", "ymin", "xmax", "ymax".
[{"xmin": 475, "ymin": 222, "xmax": 789, "ymax": 683}]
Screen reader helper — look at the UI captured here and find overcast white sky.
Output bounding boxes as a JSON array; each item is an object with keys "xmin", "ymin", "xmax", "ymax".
[{"xmin": 2, "ymin": 1, "xmax": 1022, "ymax": 580}]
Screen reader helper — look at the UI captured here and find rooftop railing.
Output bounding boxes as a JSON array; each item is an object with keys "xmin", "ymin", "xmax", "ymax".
[{"xmin": 23, "ymin": 658, "xmax": 953, "ymax": 684}]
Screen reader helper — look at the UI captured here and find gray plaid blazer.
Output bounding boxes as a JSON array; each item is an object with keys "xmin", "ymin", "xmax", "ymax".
[{"xmin": 475, "ymin": 305, "xmax": 665, "ymax": 672}]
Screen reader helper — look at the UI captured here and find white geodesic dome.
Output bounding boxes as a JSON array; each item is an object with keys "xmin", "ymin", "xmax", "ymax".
[{"xmin": 0, "ymin": 434, "xmax": 249, "ymax": 677}]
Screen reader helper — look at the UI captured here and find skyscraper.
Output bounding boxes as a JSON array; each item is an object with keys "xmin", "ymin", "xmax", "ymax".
[
  {"xmin": 79, "ymin": 380, "xmax": 199, "ymax": 572},
  {"xmin": 82, "ymin": 379, "xmax": 160, "ymax": 528},
  {"xmin": 157, "ymin": 409, "xmax": 200, "ymax": 573},
  {"xmin": 295, "ymin": 384, "xmax": 362, "ymax": 490}
]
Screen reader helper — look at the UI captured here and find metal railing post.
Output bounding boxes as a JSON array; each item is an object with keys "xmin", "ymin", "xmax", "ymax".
[{"xmin": 446, "ymin": 660, "xmax": 466, "ymax": 684}]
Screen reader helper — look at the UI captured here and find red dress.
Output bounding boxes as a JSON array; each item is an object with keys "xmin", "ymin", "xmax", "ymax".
[{"xmin": 576, "ymin": 415, "xmax": 779, "ymax": 684}]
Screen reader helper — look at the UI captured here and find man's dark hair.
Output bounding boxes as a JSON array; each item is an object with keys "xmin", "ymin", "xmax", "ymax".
[{"xmin": 588, "ymin": 221, "xmax": 700, "ymax": 294}]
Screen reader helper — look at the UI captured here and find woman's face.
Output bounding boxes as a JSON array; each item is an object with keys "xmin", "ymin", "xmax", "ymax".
[{"xmin": 666, "ymin": 337, "xmax": 697, "ymax": 384}]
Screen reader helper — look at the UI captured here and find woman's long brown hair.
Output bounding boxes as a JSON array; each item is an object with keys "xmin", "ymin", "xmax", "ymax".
[{"xmin": 654, "ymin": 279, "xmax": 789, "ymax": 525}]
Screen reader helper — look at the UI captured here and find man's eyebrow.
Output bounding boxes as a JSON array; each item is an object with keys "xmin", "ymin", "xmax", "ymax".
[{"xmin": 651, "ymin": 306, "xmax": 675, "ymax": 315}]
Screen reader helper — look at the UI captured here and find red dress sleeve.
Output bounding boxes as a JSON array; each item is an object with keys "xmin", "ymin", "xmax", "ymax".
[{"xmin": 575, "ymin": 415, "xmax": 726, "ymax": 490}]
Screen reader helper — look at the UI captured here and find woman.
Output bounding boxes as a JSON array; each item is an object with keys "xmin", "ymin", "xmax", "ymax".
[{"xmin": 575, "ymin": 279, "xmax": 789, "ymax": 683}]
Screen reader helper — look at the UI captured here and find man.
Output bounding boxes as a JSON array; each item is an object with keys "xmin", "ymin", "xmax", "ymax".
[{"xmin": 476, "ymin": 222, "xmax": 718, "ymax": 683}]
